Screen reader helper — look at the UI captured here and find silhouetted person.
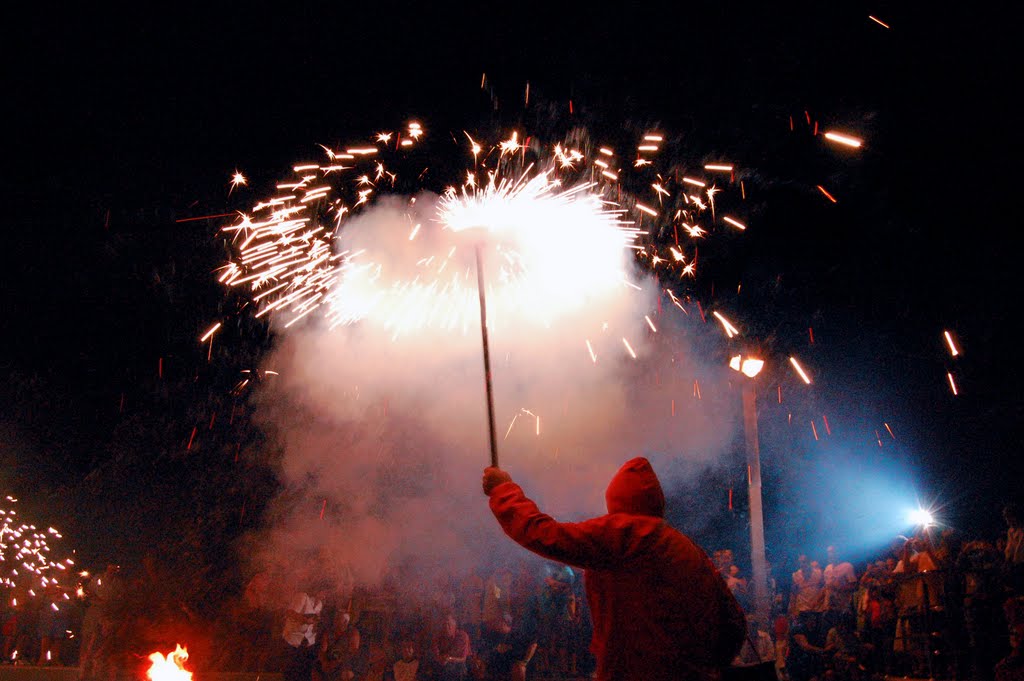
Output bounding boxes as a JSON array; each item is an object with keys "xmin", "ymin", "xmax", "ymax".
[{"xmin": 483, "ymin": 457, "xmax": 745, "ymax": 681}]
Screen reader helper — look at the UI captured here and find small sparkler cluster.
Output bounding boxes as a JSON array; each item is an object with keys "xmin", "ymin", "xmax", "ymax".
[{"xmin": 1, "ymin": 496, "xmax": 76, "ymax": 609}]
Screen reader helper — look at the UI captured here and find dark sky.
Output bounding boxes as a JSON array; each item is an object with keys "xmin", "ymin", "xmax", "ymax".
[{"xmin": 3, "ymin": 2, "xmax": 1020, "ymax": 549}]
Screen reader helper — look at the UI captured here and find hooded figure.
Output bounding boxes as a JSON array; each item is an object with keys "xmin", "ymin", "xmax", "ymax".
[{"xmin": 483, "ymin": 457, "xmax": 746, "ymax": 681}]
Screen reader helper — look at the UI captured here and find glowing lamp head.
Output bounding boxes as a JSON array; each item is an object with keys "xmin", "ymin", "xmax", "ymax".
[
  {"xmin": 907, "ymin": 508, "xmax": 934, "ymax": 528},
  {"xmin": 729, "ymin": 354, "xmax": 764, "ymax": 378}
]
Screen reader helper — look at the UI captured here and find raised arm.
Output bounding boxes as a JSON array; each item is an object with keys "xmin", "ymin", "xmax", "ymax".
[{"xmin": 484, "ymin": 468, "xmax": 624, "ymax": 570}]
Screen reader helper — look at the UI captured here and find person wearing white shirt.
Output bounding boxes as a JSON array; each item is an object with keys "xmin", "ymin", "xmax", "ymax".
[
  {"xmin": 823, "ymin": 546, "xmax": 858, "ymax": 628},
  {"xmin": 282, "ymin": 588, "xmax": 326, "ymax": 681}
]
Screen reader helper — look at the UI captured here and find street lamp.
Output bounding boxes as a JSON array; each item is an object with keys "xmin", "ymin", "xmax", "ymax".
[{"xmin": 729, "ymin": 352, "xmax": 769, "ymax": 623}]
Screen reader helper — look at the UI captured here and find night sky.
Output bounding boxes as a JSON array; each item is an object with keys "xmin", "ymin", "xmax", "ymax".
[{"xmin": 3, "ymin": 2, "xmax": 1020, "ymax": 563}]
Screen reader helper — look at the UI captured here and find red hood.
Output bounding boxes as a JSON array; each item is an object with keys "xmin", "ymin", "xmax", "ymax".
[{"xmin": 604, "ymin": 457, "xmax": 665, "ymax": 517}]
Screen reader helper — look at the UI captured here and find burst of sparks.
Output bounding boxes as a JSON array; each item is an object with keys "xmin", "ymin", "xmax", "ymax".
[
  {"xmin": 216, "ymin": 123, "xmax": 756, "ymax": 364},
  {"xmin": 682, "ymin": 223, "xmax": 706, "ymax": 238},
  {"xmin": 1, "ymin": 498, "xmax": 74, "ymax": 594},
  {"xmin": 229, "ymin": 170, "xmax": 247, "ymax": 194},
  {"xmin": 499, "ymin": 132, "xmax": 521, "ymax": 156}
]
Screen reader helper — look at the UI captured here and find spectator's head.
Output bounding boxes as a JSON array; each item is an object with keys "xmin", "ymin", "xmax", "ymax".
[
  {"xmin": 443, "ymin": 613, "xmax": 458, "ymax": 637},
  {"xmin": 797, "ymin": 554, "xmax": 810, "ymax": 571},
  {"xmin": 1005, "ymin": 597, "xmax": 1024, "ymax": 650},
  {"xmin": 1004, "ymin": 503, "xmax": 1022, "ymax": 528}
]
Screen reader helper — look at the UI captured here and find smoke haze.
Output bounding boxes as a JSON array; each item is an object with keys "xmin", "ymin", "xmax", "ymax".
[{"xmin": 242, "ymin": 187, "xmax": 739, "ymax": 601}]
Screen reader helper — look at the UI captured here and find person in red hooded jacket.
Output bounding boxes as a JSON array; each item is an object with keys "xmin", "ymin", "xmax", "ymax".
[{"xmin": 482, "ymin": 457, "xmax": 746, "ymax": 681}]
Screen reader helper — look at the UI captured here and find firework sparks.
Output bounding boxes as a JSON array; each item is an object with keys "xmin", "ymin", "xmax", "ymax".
[
  {"xmin": 722, "ymin": 216, "xmax": 746, "ymax": 230},
  {"xmin": 823, "ymin": 131, "xmax": 863, "ymax": 149},
  {"xmin": 789, "ymin": 356, "xmax": 812, "ymax": 384},
  {"xmin": 1, "ymin": 498, "xmax": 74, "ymax": 597},
  {"xmin": 215, "ymin": 122, "xmax": 760, "ymax": 372},
  {"xmin": 943, "ymin": 330, "xmax": 960, "ymax": 356},
  {"xmin": 712, "ymin": 311, "xmax": 740, "ymax": 338},
  {"xmin": 229, "ymin": 170, "xmax": 248, "ymax": 194},
  {"xmin": 199, "ymin": 323, "xmax": 221, "ymax": 343}
]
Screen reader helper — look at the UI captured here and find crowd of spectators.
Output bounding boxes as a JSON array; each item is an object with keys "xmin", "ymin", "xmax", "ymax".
[
  {"xmin": 4, "ymin": 503, "xmax": 1024, "ymax": 681},
  {"xmin": 256, "ymin": 561, "xmax": 587, "ymax": 681},
  {"xmin": 723, "ymin": 503, "xmax": 1024, "ymax": 681}
]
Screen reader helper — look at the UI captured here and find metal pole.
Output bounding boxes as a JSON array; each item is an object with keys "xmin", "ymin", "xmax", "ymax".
[
  {"xmin": 475, "ymin": 245, "xmax": 499, "ymax": 468},
  {"xmin": 742, "ymin": 381, "xmax": 769, "ymax": 622}
]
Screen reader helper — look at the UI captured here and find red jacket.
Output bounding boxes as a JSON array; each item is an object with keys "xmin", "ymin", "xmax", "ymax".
[{"xmin": 489, "ymin": 457, "xmax": 745, "ymax": 681}]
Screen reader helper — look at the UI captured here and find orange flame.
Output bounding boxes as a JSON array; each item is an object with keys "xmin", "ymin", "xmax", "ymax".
[{"xmin": 147, "ymin": 645, "xmax": 192, "ymax": 681}]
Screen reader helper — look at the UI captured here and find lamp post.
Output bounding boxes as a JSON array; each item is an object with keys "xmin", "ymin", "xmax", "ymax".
[{"xmin": 729, "ymin": 353, "xmax": 770, "ymax": 623}]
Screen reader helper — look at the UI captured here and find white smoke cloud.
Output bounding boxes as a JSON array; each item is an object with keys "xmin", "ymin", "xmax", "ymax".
[{"xmin": 242, "ymin": 185, "xmax": 739, "ymax": 601}]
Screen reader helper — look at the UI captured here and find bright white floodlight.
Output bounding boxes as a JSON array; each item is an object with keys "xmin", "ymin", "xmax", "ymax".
[{"xmin": 907, "ymin": 508, "xmax": 934, "ymax": 527}]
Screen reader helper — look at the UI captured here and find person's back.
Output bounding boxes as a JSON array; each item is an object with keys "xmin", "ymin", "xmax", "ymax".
[
  {"xmin": 485, "ymin": 457, "xmax": 745, "ymax": 681},
  {"xmin": 586, "ymin": 515, "xmax": 741, "ymax": 677}
]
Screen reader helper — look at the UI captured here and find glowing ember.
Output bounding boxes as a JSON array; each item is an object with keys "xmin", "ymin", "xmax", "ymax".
[
  {"xmin": 722, "ymin": 216, "xmax": 746, "ymax": 230},
  {"xmin": 823, "ymin": 131, "xmax": 863, "ymax": 149},
  {"xmin": 943, "ymin": 329, "xmax": 960, "ymax": 356},
  {"xmin": 789, "ymin": 356, "xmax": 812, "ymax": 384},
  {"xmin": 147, "ymin": 645, "xmax": 192, "ymax": 681}
]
